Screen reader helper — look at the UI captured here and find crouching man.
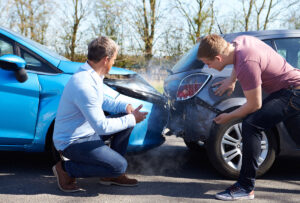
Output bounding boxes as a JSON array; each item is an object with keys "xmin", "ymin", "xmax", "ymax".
[
  {"xmin": 198, "ymin": 34, "xmax": 300, "ymax": 200},
  {"xmin": 52, "ymin": 36, "xmax": 148, "ymax": 192}
]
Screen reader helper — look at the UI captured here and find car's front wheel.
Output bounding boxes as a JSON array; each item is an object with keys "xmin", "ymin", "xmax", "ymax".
[{"xmin": 206, "ymin": 118, "xmax": 277, "ymax": 179}]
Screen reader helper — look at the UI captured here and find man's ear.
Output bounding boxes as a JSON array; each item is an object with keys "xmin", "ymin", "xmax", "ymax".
[
  {"xmin": 103, "ymin": 56, "xmax": 109, "ymax": 64},
  {"xmin": 215, "ymin": 55, "xmax": 223, "ymax": 62}
]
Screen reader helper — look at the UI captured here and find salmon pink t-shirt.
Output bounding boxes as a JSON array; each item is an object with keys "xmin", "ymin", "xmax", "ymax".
[{"xmin": 233, "ymin": 35, "xmax": 300, "ymax": 94}]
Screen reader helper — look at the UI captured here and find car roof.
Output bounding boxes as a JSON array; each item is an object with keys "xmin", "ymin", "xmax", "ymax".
[
  {"xmin": 0, "ymin": 26, "xmax": 63, "ymax": 67},
  {"xmin": 223, "ymin": 29, "xmax": 300, "ymax": 42}
]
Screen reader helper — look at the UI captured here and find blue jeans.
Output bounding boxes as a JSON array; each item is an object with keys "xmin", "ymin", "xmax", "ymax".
[
  {"xmin": 61, "ymin": 120, "xmax": 133, "ymax": 178},
  {"xmin": 237, "ymin": 88, "xmax": 300, "ymax": 191}
]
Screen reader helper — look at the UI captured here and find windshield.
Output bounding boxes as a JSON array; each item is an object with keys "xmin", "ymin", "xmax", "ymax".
[
  {"xmin": 171, "ymin": 42, "xmax": 204, "ymax": 73},
  {"xmin": 1, "ymin": 27, "xmax": 68, "ymax": 61}
]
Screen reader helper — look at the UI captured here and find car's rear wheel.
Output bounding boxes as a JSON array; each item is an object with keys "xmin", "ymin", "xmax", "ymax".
[{"xmin": 206, "ymin": 118, "xmax": 277, "ymax": 179}]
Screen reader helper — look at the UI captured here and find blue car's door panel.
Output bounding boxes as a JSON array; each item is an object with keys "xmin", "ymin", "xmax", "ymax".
[{"xmin": 0, "ymin": 69, "xmax": 39, "ymax": 145}]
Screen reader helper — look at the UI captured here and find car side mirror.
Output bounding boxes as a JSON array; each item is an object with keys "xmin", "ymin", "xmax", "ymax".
[{"xmin": 0, "ymin": 54, "xmax": 28, "ymax": 83}]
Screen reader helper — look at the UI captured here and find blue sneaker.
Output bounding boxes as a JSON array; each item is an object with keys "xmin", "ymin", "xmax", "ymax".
[{"xmin": 215, "ymin": 183, "xmax": 254, "ymax": 201}]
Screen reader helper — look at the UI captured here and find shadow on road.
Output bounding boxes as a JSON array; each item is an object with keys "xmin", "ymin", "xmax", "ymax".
[{"xmin": 0, "ymin": 140, "xmax": 299, "ymax": 199}]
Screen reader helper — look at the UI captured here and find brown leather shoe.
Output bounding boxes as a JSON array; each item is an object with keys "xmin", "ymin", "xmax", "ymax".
[
  {"xmin": 99, "ymin": 174, "xmax": 138, "ymax": 187},
  {"xmin": 52, "ymin": 161, "xmax": 81, "ymax": 192}
]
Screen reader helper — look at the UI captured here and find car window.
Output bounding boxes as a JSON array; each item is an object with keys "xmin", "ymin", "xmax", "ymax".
[
  {"xmin": 262, "ymin": 40, "xmax": 273, "ymax": 48},
  {"xmin": 274, "ymin": 38, "xmax": 300, "ymax": 69},
  {"xmin": 0, "ymin": 38, "xmax": 14, "ymax": 56},
  {"xmin": 20, "ymin": 48, "xmax": 57, "ymax": 73},
  {"xmin": 171, "ymin": 43, "xmax": 204, "ymax": 73}
]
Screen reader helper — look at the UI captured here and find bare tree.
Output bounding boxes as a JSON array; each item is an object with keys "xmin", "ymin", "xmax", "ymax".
[
  {"xmin": 286, "ymin": 2, "xmax": 300, "ymax": 29},
  {"xmin": 240, "ymin": 0, "xmax": 299, "ymax": 31},
  {"xmin": 254, "ymin": 0, "xmax": 282, "ymax": 30},
  {"xmin": 60, "ymin": 0, "xmax": 90, "ymax": 61},
  {"xmin": 92, "ymin": 0, "xmax": 125, "ymax": 55},
  {"xmin": 241, "ymin": 0, "xmax": 255, "ymax": 31},
  {"xmin": 128, "ymin": 0, "xmax": 160, "ymax": 61},
  {"xmin": 0, "ymin": 0, "xmax": 11, "ymax": 27},
  {"xmin": 160, "ymin": 25, "xmax": 187, "ymax": 57},
  {"xmin": 254, "ymin": 0, "xmax": 265, "ymax": 30},
  {"xmin": 142, "ymin": 0, "xmax": 156, "ymax": 60},
  {"xmin": 218, "ymin": 12, "xmax": 242, "ymax": 34},
  {"xmin": 174, "ymin": 0, "xmax": 215, "ymax": 44},
  {"xmin": 8, "ymin": 0, "xmax": 53, "ymax": 44},
  {"xmin": 262, "ymin": 0, "xmax": 299, "ymax": 30},
  {"xmin": 288, "ymin": 13, "xmax": 300, "ymax": 29}
]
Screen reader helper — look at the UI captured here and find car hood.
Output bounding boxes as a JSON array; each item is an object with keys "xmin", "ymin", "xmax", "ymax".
[
  {"xmin": 58, "ymin": 60, "xmax": 166, "ymax": 104},
  {"xmin": 58, "ymin": 60, "xmax": 137, "ymax": 75}
]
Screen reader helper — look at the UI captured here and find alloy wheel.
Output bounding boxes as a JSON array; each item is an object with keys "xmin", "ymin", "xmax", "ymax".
[{"xmin": 220, "ymin": 122, "xmax": 269, "ymax": 171}]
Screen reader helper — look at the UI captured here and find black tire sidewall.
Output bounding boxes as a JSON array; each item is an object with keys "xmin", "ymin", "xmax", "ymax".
[
  {"xmin": 51, "ymin": 139, "xmax": 61, "ymax": 164},
  {"xmin": 206, "ymin": 119, "xmax": 276, "ymax": 179}
]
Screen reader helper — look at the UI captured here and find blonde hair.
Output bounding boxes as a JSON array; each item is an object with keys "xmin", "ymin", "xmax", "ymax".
[{"xmin": 197, "ymin": 34, "xmax": 228, "ymax": 60}]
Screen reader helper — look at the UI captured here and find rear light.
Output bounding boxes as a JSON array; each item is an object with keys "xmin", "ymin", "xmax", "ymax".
[{"xmin": 176, "ymin": 73, "xmax": 211, "ymax": 101}]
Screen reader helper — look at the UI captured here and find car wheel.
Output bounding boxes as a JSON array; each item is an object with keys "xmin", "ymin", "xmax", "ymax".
[
  {"xmin": 51, "ymin": 139, "xmax": 61, "ymax": 163},
  {"xmin": 207, "ymin": 118, "xmax": 277, "ymax": 179}
]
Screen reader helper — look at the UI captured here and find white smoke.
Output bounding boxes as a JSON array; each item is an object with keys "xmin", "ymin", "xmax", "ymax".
[{"xmin": 125, "ymin": 136, "xmax": 191, "ymax": 176}]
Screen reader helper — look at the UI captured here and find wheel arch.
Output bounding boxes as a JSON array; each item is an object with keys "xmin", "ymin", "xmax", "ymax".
[
  {"xmin": 215, "ymin": 97, "xmax": 246, "ymax": 112},
  {"xmin": 208, "ymin": 105, "xmax": 240, "ymax": 147},
  {"xmin": 209, "ymin": 105, "xmax": 280, "ymax": 154}
]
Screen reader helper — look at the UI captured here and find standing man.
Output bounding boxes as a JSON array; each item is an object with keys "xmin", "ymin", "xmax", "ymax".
[
  {"xmin": 198, "ymin": 34, "xmax": 300, "ymax": 200},
  {"xmin": 52, "ymin": 36, "xmax": 148, "ymax": 192}
]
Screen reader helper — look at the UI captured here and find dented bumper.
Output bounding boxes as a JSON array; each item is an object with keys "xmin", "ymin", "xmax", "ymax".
[
  {"xmin": 104, "ymin": 74, "xmax": 169, "ymax": 152},
  {"xmin": 166, "ymin": 97, "xmax": 217, "ymax": 143}
]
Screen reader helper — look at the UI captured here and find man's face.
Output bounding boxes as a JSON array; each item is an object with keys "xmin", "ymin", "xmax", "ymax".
[
  {"xmin": 105, "ymin": 51, "xmax": 118, "ymax": 74},
  {"xmin": 200, "ymin": 56, "xmax": 225, "ymax": 72}
]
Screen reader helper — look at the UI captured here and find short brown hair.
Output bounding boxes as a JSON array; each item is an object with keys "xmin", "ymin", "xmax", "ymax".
[
  {"xmin": 87, "ymin": 36, "xmax": 118, "ymax": 62},
  {"xmin": 197, "ymin": 34, "xmax": 228, "ymax": 60}
]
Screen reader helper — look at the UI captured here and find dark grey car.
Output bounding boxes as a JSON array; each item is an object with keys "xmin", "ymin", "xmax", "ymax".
[{"xmin": 163, "ymin": 30, "xmax": 300, "ymax": 178}]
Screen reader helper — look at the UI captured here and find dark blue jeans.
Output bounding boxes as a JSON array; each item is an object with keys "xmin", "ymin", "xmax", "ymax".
[
  {"xmin": 61, "ymin": 121, "xmax": 133, "ymax": 178},
  {"xmin": 238, "ymin": 88, "xmax": 300, "ymax": 191}
]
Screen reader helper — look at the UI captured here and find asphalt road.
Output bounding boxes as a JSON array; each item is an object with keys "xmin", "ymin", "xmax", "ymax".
[{"xmin": 0, "ymin": 136, "xmax": 300, "ymax": 203}]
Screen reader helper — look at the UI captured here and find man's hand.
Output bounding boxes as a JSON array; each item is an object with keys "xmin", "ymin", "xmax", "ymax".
[
  {"xmin": 126, "ymin": 104, "xmax": 134, "ymax": 114},
  {"xmin": 131, "ymin": 104, "xmax": 148, "ymax": 124},
  {"xmin": 214, "ymin": 113, "xmax": 232, "ymax": 124},
  {"xmin": 214, "ymin": 86, "xmax": 262, "ymax": 125},
  {"xmin": 213, "ymin": 77, "xmax": 236, "ymax": 96}
]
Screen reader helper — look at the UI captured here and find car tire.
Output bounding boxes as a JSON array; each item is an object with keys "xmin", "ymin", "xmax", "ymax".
[
  {"xmin": 206, "ymin": 118, "xmax": 277, "ymax": 179},
  {"xmin": 51, "ymin": 139, "xmax": 61, "ymax": 163}
]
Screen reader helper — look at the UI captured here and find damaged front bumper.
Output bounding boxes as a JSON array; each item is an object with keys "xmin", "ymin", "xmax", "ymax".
[
  {"xmin": 165, "ymin": 96, "xmax": 217, "ymax": 143},
  {"xmin": 104, "ymin": 74, "xmax": 169, "ymax": 152}
]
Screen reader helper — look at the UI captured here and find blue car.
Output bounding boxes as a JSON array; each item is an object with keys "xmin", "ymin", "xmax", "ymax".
[{"xmin": 0, "ymin": 26, "xmax": 168, "ymax": 158}]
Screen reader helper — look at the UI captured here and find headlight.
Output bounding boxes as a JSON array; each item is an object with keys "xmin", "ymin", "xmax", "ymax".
[
  {"xmin": 104, "ymin": 74, "xmax": 166, "ymax": 105},
  {"xmin": 176, "ymin": 73, "xmax": 211, "ymax": 101}
]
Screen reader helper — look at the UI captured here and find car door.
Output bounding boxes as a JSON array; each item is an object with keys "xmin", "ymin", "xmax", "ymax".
[
  {"xmin": 273, "ymin": 37, "xmax": 300, "ymax": 146},
  {"xmin": 0, "ymin": 36, "xmax": 40, "ymax": 145},
  {"xmin": 274, "ymin": 37, "xmax": 300, "ymax": 69}
]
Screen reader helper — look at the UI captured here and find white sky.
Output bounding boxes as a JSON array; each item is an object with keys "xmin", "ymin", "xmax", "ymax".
[{"xmin": 1, "ymin": 0, "xmax": 297, "ymax": 55}]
